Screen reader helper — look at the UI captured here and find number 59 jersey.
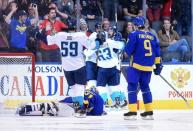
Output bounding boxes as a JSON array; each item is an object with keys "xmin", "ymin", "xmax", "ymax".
[
  {"xmin": 97, "ymin": 39, "xmax": 124, "ymax": 68},
  {"xmin": 47, "ymin": 32, "xmax": 95, "ymax": 71}
]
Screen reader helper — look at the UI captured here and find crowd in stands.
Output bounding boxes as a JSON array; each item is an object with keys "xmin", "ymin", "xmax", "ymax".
[{"xmin": 0, "ymin": 0, "xmax": 192, "ymax": 63}]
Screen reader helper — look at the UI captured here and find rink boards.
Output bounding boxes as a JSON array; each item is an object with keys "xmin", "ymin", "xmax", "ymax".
[{"xmin": 0, "ymin": 63, "xmax": 193, "ymax": 109}]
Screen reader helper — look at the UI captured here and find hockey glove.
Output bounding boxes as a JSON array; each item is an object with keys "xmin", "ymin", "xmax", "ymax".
[
  {"xmin": 114, "ymin": 32, "xmax": 122, "ymax": 41},
  {"xmin": 154, "ymin": 64, "xmax": 163, "ymax": 75}
]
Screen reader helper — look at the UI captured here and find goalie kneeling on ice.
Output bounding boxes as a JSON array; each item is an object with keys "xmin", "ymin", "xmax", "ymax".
[
  {"xmin": 83, "ymin": 87, "xmax": 104, "ymax": 116},
  {"xmin": 16, "ymin": 102, "xmax": 74, "ymax": 117}
]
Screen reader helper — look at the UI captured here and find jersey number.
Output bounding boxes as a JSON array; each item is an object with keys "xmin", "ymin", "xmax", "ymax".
[
  {"xmin": 98, "ymin": 48, "xmax": 112, "ymax": 61},
  {"xmin": 144, "ymin": 40, "xmax": 152, "ymax": 56},
  {"xmin": 61, "ymin": 41, "xmax": 78, "ymax": 57}
]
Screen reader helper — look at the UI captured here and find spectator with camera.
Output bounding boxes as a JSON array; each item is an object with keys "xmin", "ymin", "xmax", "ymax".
[{"xmin": 157, "ymin": 18, "xmax": 190, "ymax": 62}]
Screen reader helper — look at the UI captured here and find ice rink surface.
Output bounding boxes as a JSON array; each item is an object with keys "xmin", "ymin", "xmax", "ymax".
[{"xmin": 0, "ymin": 109, "xmax": 193, "ymax": 131}]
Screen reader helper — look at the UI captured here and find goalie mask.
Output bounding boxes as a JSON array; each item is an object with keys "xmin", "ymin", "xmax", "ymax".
[{"xmin": 84, "ymin": 86, "xmax": 98, "ymax": 105}]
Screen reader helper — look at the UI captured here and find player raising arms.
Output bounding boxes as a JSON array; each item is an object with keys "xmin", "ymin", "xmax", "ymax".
[
  {"xmin": 124, "ymin": 16, "xmax": 163, "ymax": 120},
  {"xmin": 47, "ymin": 19, "xmax": 97, "ymax": 109},
  {"xmin": 95, "ymin": 31, "xmax": 125, "ymax": 106}
]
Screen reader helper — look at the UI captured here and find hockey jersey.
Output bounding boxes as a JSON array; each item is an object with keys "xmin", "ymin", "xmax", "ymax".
[
  {"xmin": 47, "ymin": 32, "xmax": 96, "ymax": 71},
  {"xmin": 97, "ymin": 39, "xmax": 124, "ymax": 68},
  {"xmin": 125, "ymin": 30, "xmax": 161, "ymax": 71}
]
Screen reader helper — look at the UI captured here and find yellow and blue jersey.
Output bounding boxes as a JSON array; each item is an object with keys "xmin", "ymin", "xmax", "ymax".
[
  {"xmin": 125, "ymin": 30, "xmax": 161, "ymax": 71},
  {"xmin": 83, "ymin": 90, "xmax": 104, "ymax": 116}
]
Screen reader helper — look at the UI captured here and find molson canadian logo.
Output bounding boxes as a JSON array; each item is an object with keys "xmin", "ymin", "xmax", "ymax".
[{"xmin": 170, "ymin": 67, "xmax": 190, "ymax": 88}]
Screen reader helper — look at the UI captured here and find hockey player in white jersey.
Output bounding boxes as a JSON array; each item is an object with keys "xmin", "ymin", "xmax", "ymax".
[
  {"xmin": 107, "ymin": 27, "xmax": 128, "ymax": 108},
  {"xmin": 95, "ymin": 31, "xmax": 125, "ymax": 105},
  {"xmin": 83, "ymin": 23, "xmax": 103, "ymax": 88},
  {"xmin": 47, "ymin": 22, "xmax": 97, "ymax": 107}
]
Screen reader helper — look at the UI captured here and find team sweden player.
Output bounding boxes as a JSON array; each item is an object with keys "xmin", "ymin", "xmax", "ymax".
[
  {"xmin": 78, "ymin": 86, "xmax": 105, "ymax": 117},
  {"xmin": 16, "ymin": 87, "xmax": 104, "ymax": 117},
  {"xmin": 124, "ymin": 16, "xmax": 163, "ymax": 120},
  {"xmin": 47, "ymin": 21, "xmax": 97, "ymax": 108},
  {"xmin": 95, "ymin": 31, "xmax": 125, "ymax": 107}
]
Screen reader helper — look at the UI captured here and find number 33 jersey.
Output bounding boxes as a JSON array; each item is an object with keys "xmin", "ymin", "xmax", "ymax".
[{"xmin": 47, "ymin": 32, "xmax": 95, "ymax": 71}]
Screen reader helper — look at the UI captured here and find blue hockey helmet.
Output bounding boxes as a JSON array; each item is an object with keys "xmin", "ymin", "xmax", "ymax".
[{"xmin": 133, "ymin": 16, "xmax": 145, "ymax": 27}]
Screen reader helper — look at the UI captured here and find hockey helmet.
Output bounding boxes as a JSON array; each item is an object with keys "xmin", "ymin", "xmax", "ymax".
[
  {"xmin": 66, "ymin": 17, "xmax": 76, "ymax": 30},
  {"xmin": 133, "ymin": 16, "xmax": 145, "ymax": 27},
  {"xmin": 97, "ymin": 31, "xmax": 106, "ymax": 43}
]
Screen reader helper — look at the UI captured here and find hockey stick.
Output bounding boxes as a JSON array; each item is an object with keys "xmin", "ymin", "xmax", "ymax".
[
  {"xmin": 114, "ymin": 0, "xmax": 118, "ymax": 31},
  {"xmin": 66, "ymin": 86, "xmax": 71, "ymax": 96},
  {"xmin": 159, "ymin": 74, "xmax": 192, "ymax": 108}
]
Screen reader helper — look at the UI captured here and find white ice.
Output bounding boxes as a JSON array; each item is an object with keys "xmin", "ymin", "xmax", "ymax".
[{"xmin": 0, "ymin": 109, "xmax": 193, "ymax": 131}]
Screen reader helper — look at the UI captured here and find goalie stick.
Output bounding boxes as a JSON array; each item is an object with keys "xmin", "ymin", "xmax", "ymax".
[{"xmin": 159, "ymin": 74, "xmax": 192, "ymax": 109}]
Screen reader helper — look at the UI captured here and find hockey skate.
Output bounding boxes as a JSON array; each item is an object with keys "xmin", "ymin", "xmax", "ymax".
[
  {"xmin": 111, "ymin": 97, "xmax": 121, "ymax": 109},
  {"xmin": 140, "ymin": 111, "xmax": 154, "ymax": 120},
  {"xmin": 120, "ymin": 100, "xmax": 128, "ymax": 108},
  {"xmin": 124, "ymin": 112, "xmax": 137, "ymax": 120}
]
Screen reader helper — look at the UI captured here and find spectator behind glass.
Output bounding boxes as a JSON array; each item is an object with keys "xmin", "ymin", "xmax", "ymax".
[
  {"xmin": 157, "ymin": 18, "xmax": 190, "ymax": 62},
  {"xmin": 144, "ymin": 19, "xmax": 159, "ymax": 41},
  {"xmin": 27, "ymin": 3, "xmax": 41, "ymax": 61},
  {"xmin": 57, "ymin": 0, "xmax": 74, "ymax": 15},
  {"xmin": 47, "ymin": 2, "xmax": 68, "ymax": 20},
  {"xmin": 17, "ymin": 0, "xmax": 29, "ymax": 12},
  {"xmin": 4, "ymin": 3, "xmax": 39, "ymax": 52},
  {"xmin": 3, "ymin": 1, "xmax": 18, "ymax": 19},
  {"xmin": 102, "ymin": 18, "xmax": 110, "ymax": 32},
  {"xmin": 101, "ymin": 18, "xmax": 110, "ymax": 40},
  {"xmin": 39, "ymin": 7, "xmax": 68, "ymax": 62},
  {"xmin": 122, "ymin": 0, "xmax": 143, "ymax": 22},
  {"xmin": 121, "ymin": 21, "xmax": 134, "ymax": 42},
  {"xmin": 81, "ymin": 0, "xmax": 101, "ymax": 20},
  {"xmin": 102, "ymin": 0, "xmax": 118, "ymax": 21},
  {"xmin": 79, "ymin": 18, "xmax": 92, "ymax": 36},
  {"xmin": 146, "ymin": 0, "xmax": 163, "ymax": 33},
  {"xmin": 171, "ymin": 0, "xmax": 192, "ymax": 36},
  {"xmin": 121, "ymin": 21, "xmax": 134, "ymax": 62},
  {"xmin": 162, "ymin": 0, "xmax": 172, "ymax": 19},
  {"xmin": 71, "ymin": 2, "xmax": 86, "ymax": 20},
  {"xmin": 0, "ymin": 0, "xmax": 9, "ymax": 11}
]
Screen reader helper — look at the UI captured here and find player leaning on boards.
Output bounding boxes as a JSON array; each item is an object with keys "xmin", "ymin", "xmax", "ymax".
[{"xmin": 124, "ymin": 16, "xmax": 163, "ymax": 120}]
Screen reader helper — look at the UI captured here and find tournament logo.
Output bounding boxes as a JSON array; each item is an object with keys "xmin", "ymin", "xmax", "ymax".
[{"xmin": 170, "ymin": 67, "xmax": 190, "ymax": 88}]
